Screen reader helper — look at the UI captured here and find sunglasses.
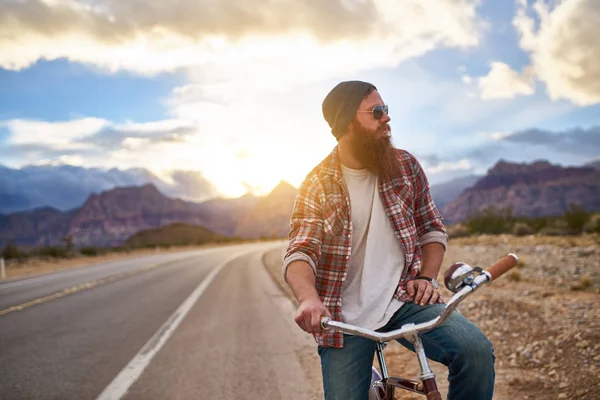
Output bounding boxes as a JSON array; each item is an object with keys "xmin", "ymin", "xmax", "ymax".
[{"xmin": 356, "ymin": 105, "xmax": 389, "ymax": 120}]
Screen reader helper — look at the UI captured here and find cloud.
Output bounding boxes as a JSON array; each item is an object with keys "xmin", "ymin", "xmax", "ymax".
[
  {"xmin": 478, "ymin": 62, "xmax": 535, "ymax": 99},
  {"xmin": 512, "ymin": 0, "xmax": 600, "ymax": 105},
  {"xmin": 461, "ymin": 125, "xmax": 600, "ymax": 175},
  {"xmin": 411, "ymin": 153, "xmax": 477, "ymax": 185},
  {"xmin": 2, "ymin": 117, "xmax": 108, "ymax": 149},
  {"xmin": 81, "ymin": 121, "xmax": 197, "ymax": 151},
  {"xmin": 166, "ymin": 170, "xmax": 219, "ymax": 201},
  {"xmin": 0, "ymin": 0, "xmax": 482, "ymax": 77},
  {"xmin": 472, "ymin": 0, "xmax": 599, "ymax": 105},
  {"xmin": 500, "ymin": 125, "xmax": 600, "ymax": 156}
]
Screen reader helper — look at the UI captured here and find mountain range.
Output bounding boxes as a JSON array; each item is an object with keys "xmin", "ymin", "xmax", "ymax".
[
  {"xmin": 0, "ymin": 164, "xmax": 218, "ymax": 214},
  {"xmin": 1, "ymin": 159, "xmax": 599, "ymax": 247},
  {"xmin": 0, "ymin": 184, "xmax": 260, "ymax": 247},
  {"xmin": 442, "ymin": 160, "xmax": 600, "ymax": 222}
]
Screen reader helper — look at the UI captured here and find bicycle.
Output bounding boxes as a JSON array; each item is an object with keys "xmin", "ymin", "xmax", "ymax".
[{"xmin": 321, "ymin": 253, "xmax": 519, "ymax": 400}]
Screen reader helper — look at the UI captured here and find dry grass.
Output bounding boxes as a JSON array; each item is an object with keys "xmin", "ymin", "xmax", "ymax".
[{"xmin": 449, "ymin": 233, "xmax": 599, "ymax": 247}]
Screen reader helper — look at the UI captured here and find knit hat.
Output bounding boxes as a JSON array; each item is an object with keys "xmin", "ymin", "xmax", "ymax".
[{"xmin": 322, "ymin": 80, "xmax": 376, "ymax": 140}]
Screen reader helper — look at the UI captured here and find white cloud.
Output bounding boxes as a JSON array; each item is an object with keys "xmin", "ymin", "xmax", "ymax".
[
  {"xmin": 478, "ymin": 62, "xmax": 535, "ymax": 99},
  {"xmin": 3, "ymin": 117, "xmax": 109, "ymax": 149},
  {"xmin": 462, "ymin": 75, "xmax": 473, "ymax": 84},
  {"xmin": 512, "ymin": 0, "xmax": 600, "ymax": 105},
  {"xmin": 0, "ymin": 1, "xmax": 489, "ymax": 197},
  {"xmin": 477, "ymin": 131, "xmax": 512, "ymax": 140},
  {"xmin": 427, "ymin": 159, "xmax": 473, "ymax": 174},
  {"xmin": 0, "ymin": 0, "xmax": 482, "ymax": 80}
]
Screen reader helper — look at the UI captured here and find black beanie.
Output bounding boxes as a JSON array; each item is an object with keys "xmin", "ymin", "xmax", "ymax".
[{"xmin": 322, "ymin": 80, "xmax": 376, "ymax": 140}]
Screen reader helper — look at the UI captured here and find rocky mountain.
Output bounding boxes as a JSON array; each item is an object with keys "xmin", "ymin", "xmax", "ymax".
[
  {"xmin": 442, "ymin": 160, "xmax": 600, "ymax": 222},
  {"xmin": 234, "ymin": 181, "xmax": 298, "ymax": 239},
  {"xmin": 0, "ymin": 184, "xmax": 260, "ymax": 248}
]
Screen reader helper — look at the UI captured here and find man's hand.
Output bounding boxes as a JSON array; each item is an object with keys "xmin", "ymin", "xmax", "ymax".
[
  {"xmin": 294, "ymin": 296, "xmax": 332, "ymax": 334},
  {"xmin": 407, "ymin": 279, "xmax": 444, "ymax": 306}
]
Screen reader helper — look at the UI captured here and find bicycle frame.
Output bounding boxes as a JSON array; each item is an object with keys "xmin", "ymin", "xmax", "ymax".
[{"xmin": 322, "ymin": 267, "xmax": 500, "ymax": 400}]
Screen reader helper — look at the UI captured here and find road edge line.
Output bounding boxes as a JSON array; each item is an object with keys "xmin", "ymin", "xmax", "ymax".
[{"xmin": 95, "ymin": 251, "xmax": 245, "ymax": 400}]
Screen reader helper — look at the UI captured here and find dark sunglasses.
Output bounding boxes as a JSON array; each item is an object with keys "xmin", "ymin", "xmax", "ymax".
[{"xmin": 356, "ymin": 105, "xmax": 389, "ymax": 120}]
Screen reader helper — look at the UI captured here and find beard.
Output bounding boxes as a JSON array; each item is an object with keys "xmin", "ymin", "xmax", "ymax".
[{"xmin": 349, "ymin": 120, "xmax": 399, "ymax": 182}]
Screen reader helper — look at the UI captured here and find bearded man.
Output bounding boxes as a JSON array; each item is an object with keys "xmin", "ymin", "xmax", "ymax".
[{"xmin": 283, "ymin": 81, "xmax": 495, "ymax": 400}]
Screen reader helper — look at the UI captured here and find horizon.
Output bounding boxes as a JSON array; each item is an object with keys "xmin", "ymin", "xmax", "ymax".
[
  {"xmin": 1, "ymin": 0, "xmax": 599, "ymax": 202},
  {"xmin": 3, "ymin": 156, "xmax": 599, "ymax": 215}
]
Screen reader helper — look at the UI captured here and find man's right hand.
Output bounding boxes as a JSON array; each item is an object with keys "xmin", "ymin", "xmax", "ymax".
[{"xmin": 294, "ymin": 296, "xmax": 332, "ymax": 334}]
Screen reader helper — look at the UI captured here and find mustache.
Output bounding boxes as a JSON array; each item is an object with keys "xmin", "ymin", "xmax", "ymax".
[{"xmin": 378, "ymin": 124, "xmax": 391, "ymax": 134}]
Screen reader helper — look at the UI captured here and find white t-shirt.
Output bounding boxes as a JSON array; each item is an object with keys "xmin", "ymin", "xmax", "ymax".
[{"xmin": 340, "ymin": 164, "xmax": 405, "ymax": 330}]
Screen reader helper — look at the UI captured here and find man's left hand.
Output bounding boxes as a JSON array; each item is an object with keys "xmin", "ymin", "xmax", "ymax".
[{"xmin": 407, "ymin": 279, "xmax": 444, "ymax": 306}]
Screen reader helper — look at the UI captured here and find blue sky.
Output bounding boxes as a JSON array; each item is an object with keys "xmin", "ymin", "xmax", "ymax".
[{"xmin": 0, "ymin": 0, "xmax": 598, "ymax": 199}]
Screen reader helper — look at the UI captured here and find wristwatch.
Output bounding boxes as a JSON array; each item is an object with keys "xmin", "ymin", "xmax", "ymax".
[{"xmin": 415, "ymin": 276, "xmax": 439, "ymax": 289}]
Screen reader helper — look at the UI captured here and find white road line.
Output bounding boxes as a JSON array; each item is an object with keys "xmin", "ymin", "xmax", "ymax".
[{"xmin": 95, "ymin": 251, "xmax": 245, "ymax": 400}]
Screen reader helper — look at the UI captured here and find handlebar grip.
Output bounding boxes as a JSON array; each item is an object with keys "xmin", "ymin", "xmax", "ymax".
[{"xmin": 486, "ymin": 253, "xmax": 518, "ymax": 280}]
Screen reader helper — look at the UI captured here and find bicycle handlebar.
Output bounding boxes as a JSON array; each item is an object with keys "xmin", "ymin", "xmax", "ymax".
[
  {"xmin": 321, "ymin": 253, "xmax": 519, "ymax": 342},
  {"xmin": 486, "ymin": 253, "xmax": 518, "ymax": 280}
]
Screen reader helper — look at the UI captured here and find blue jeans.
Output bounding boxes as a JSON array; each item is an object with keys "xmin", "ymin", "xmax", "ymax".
[{"xmin": 318, "ymin": 302, "xmax": 495, "ymax": 400}]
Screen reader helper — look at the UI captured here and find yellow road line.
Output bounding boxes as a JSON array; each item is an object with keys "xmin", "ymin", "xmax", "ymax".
[{"xmin": 0, "ymin": 263, "xmax": 163, "ymax": 317}]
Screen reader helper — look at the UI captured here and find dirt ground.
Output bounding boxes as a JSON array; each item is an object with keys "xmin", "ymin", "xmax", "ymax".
[{"xmin": 264, "ymin": 234, "xmax": 600, "ymax": 400}]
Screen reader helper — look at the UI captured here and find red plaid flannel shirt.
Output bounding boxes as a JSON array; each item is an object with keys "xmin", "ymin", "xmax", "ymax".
[{"xmin": 285, "ymin": 146, "xmax": 446, "ymax": 348}]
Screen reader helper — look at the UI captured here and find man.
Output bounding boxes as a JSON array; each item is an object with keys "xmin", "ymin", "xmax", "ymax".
[{"xmin": 283, "ymin": 81, "xmax": 495, "ymax": 400}]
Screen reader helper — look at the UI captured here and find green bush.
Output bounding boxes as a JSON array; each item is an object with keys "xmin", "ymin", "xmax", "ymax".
[
  {"xmin": 563, "ymin": 204, "xmax": 590, "ymax": 233},
  {"xmin": 465, "ymin": 206, "xmax": 514, "ymax": 235},
  {"xmin": 80, "ymin": 247, "xmax": 100, "ymax": 257},
  {"xmin": 35, "ymin": 246, "xmax": 69, "ymax": 258},
  {"xmin": 2, "ymin": 240, "xmax": 22, "ymax": 260}
]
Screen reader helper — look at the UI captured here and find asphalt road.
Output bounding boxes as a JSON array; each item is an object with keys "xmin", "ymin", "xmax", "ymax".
[{"xmin": 0, "ymin": 242, "xmax": 320, "ymax": 400}]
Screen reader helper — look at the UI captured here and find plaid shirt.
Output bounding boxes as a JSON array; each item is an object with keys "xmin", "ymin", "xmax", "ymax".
[{"xmin": 284, "ymin": 146, "xmax": 447, "ymax": 348}]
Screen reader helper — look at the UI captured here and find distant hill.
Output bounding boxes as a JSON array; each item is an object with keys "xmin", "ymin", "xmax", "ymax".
[
  {"xmin": 430, "ymin": 174, "xmax": 480, "ymax": 211},
  {"xmin": 442, "ymin": 160, "xmax": 600, "ymax": 222},
  {"xmin": 124, "ymin": 223, "xmax": 229, "ymax": 248},
  {"xmin": 234, "ymin": 181, "xmax": 298, "ymax": 239},
  {"xmin": 585, "ymin": 159, "xmax": 600, "ymax": 171}
]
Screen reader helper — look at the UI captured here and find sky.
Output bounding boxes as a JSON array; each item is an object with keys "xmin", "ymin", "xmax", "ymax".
[{"xmin": 0, "ymin": 0, "xmax": 599, "ymax": 200}]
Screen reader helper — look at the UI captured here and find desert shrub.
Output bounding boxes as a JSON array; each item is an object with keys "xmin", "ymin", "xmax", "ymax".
[
  {"xmin": 80, "ymin": 247, "xmax": 100, "ymax": 257},
  {"xmin": 518, "ymin": 216, "xmax": 551, "ymax": 233},
  {"xmin": 446, "ymin": 224, "xmax": 470, "ymax": 238},
  {"xmin": 465, "ymin": 206, "xmax": 514, "ymax": 234},
  {"xmin": 36, "ymin": 246, "xmax": 69, "ymax": 258},
  {"xmin": 508, "ymin": 270, "xmax": 522, "ymax": 282},
  {"xmin": 2, "ymin": 240, "xmax": 22, "ymax": 260},
  {"xmin": 571, "ymin": 276, "xmax": 592, "ymax": 291},
  {"xmin": 513, "ymin": 222, "xmax": 534, "ymax": 236},
  {"xmin": 563, "ymin": 204, "xmax": 591, "ymax": 233},
  {"xmin": 583, "ymin": 214, "xmax": 600, "ymax": 233}
]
